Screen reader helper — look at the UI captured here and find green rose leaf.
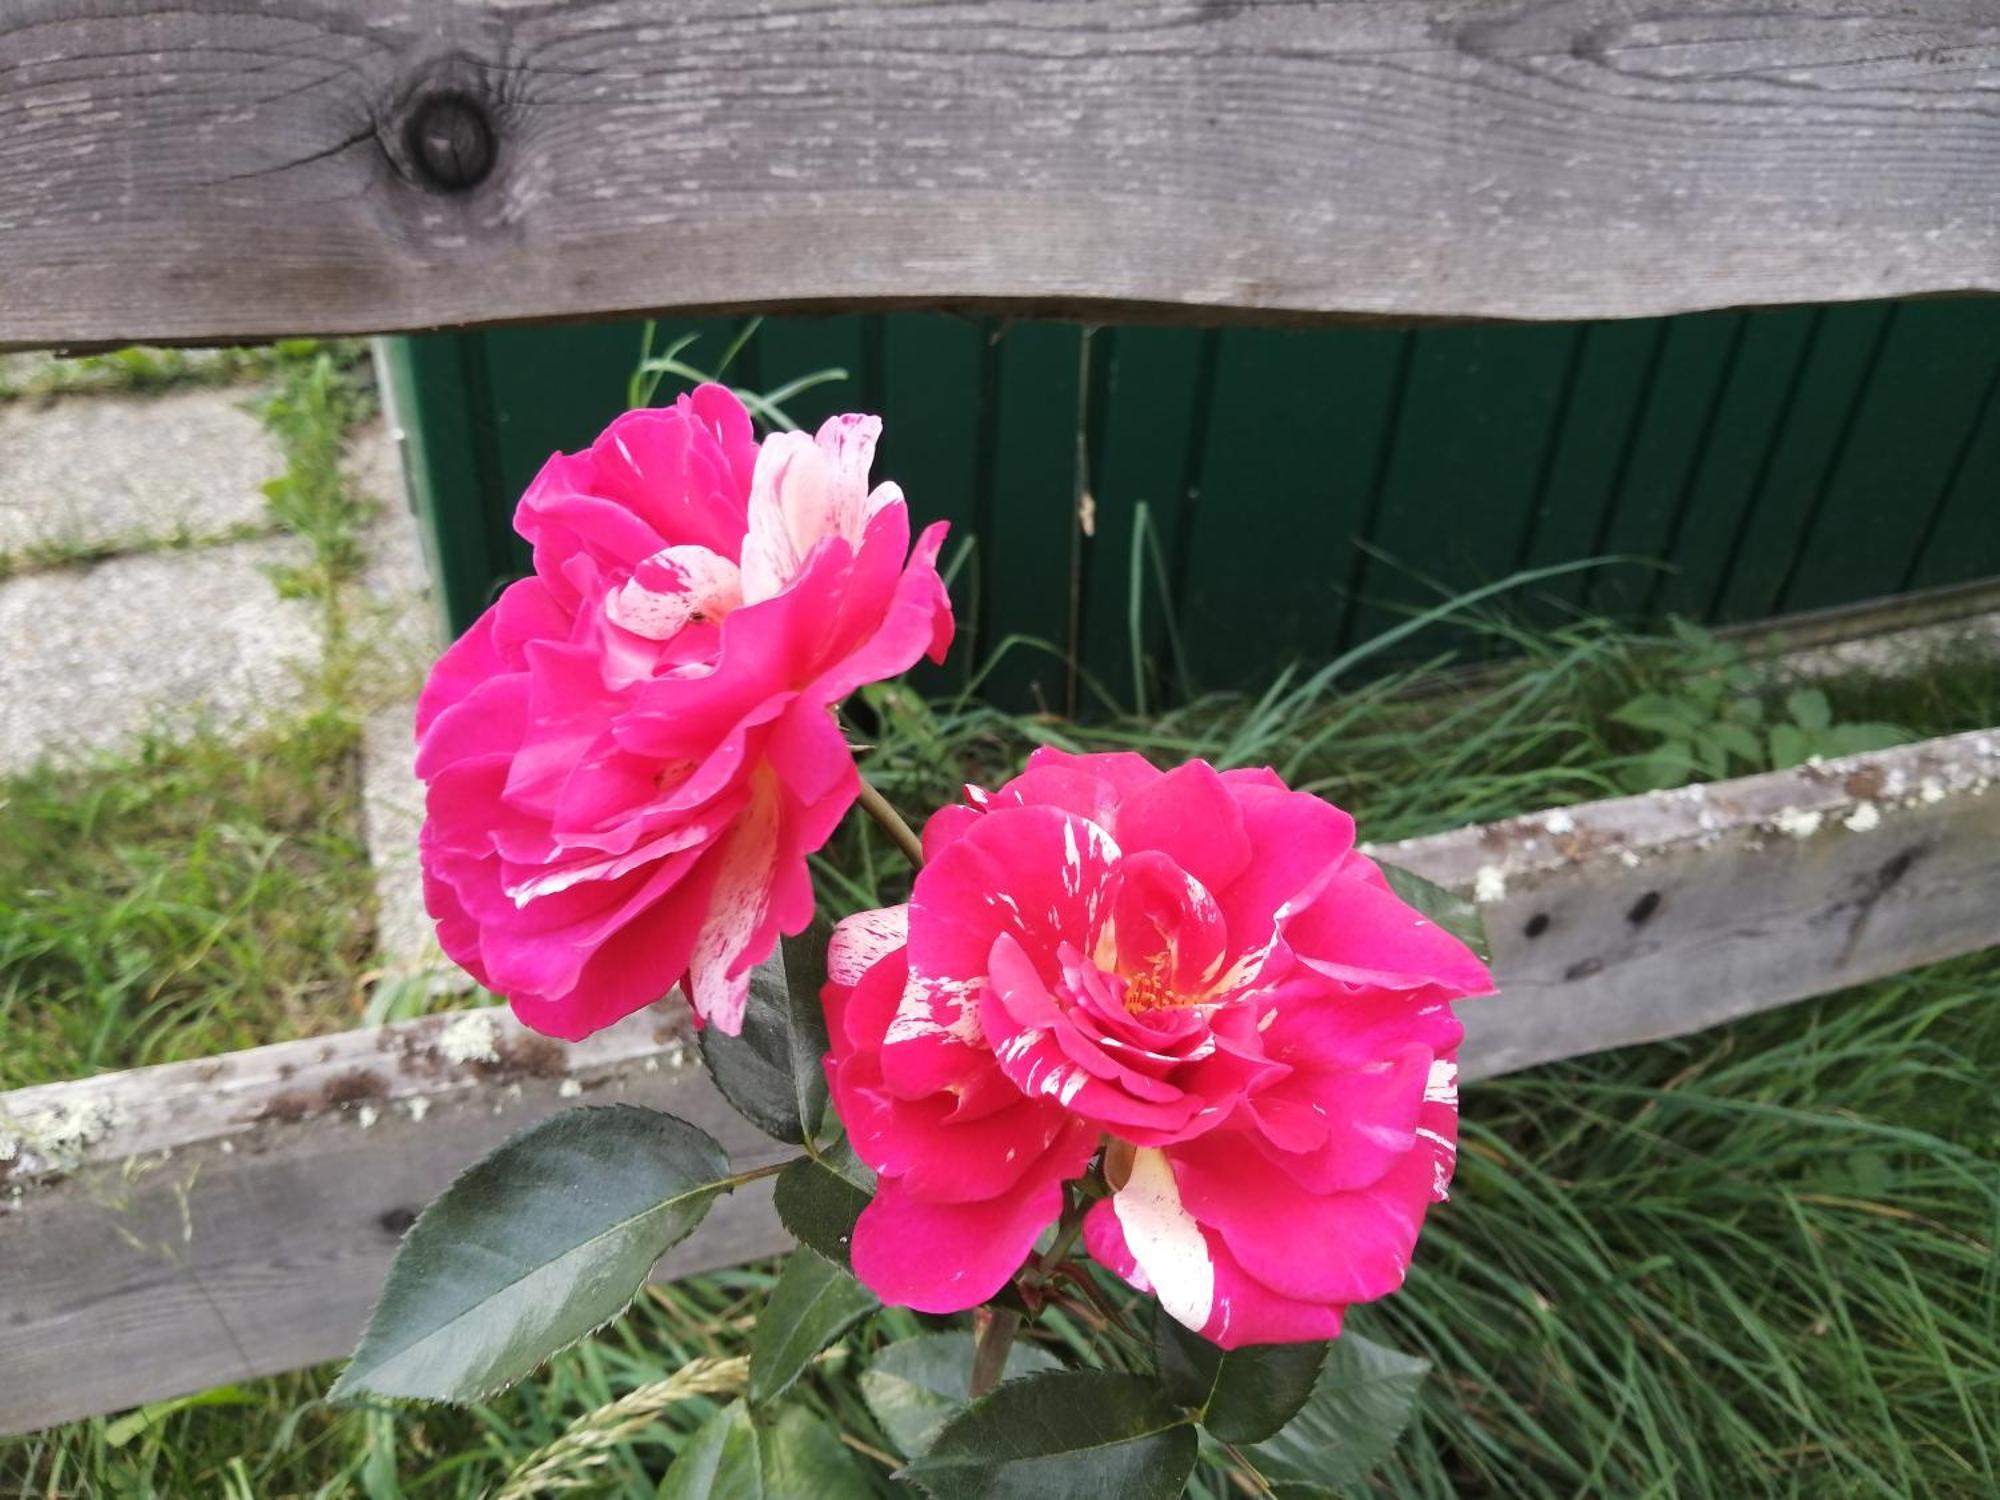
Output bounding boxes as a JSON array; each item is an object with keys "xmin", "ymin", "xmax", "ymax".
[
  {"xmin": 748, "ymin": 1246, "xmax": 880, "ymax": 1405},
  {"xmin": 658, "ymin": 1399, "xmax": 876, "ymax": 1500},
  {"xmin": 861, "ymin": 1331, "xmax": 1063, "ymax": 1459},
  {"xmin": 900, "ymin": 1370, "xmax": 1197, "ymax": 1500},
  {"xmin": 1241, "ymin": 1333, "xmax": 1428, "ymax": 1493},
  {"xmin": 697, "ymin": 927, "xmax": 832, "ymax": 1144},
  {"xmin": 773, "ymin": 1136, "xmax": 874, "ymax": 1269},
  {"xmin": 331, "ymin": 1105, "xmax": 733, "ymax": 1404},
  {"xmin": 1377, "ymin": 859, "xmax": 1491, "ymax": 962},
  {"xmin": 657, "ymin": 1398, "xmax": 761, "ymax": 1500},
  {"xmin": 1153, "ymin": 1307, "xmax": 1329, "ymax": 1443}
]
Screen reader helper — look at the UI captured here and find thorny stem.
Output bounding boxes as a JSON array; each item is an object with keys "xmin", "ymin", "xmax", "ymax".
[
  {"xmin": 968, "ymin": 1191, "xmax": 1091, "ymax": 1398},
  {"xmin": 856, "ymin": 776, "xmax": 925, "ymax": 869}
]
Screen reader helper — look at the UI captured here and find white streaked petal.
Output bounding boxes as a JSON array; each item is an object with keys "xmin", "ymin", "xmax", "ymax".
[
  {"xmin": 606, "ymin": 544, "xmax": 743, "ymax": 639},
  {"xmin": 826, "ymin": 905, "xmax": 910, "ymax": 987},
  {"xmin": 1113, "ymin": 1147, "xmax": 1214, "ymax": 1333},
  {"xmin": 739, "ymin": 432, "xmax": 829, "ymax": 602},
  {"xmin": 1424, "ymin": 1059, "xmax": 1459, "ymax": 1105}
]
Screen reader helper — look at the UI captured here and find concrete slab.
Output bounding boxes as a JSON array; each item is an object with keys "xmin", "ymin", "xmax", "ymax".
[
  {"xmin": 360, "ymin": 700, "xmax": 471, "ymax": 991},
  {"xmin": 0, "ymin": 535, "xmax": 318, "ymax": 774},
  {"xmin": 349, "ymin": 416, "xmax": 442, "ymax": 684},
  {"xmin": 0, "ymin": 390, "xmax": 282, "ymax": 559}
]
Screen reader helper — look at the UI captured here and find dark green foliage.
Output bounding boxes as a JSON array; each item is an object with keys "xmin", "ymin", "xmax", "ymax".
[
  {"xmin": 333, "ymin": 1106, "xmax": 733, "ymax": 1404},
  {"xmin": 1239, "ymin": 1334, "xmax": 1427, "ymax": 1493},
  {"xmin": 1153, "ymin": 1309, "xmax": 1328, "ymax": 1444},
  {"xmin": 900, "ymin": 1371, "xmax": 1198, "ymax": 1500},
  {"xmin": 1610, "ymin": 622, "xmax": 1911, "ymax": 789},
  {"xmin": 698, "ymin": 927, "xmax": 833, "ymax": 1144},
  {"xmin": 773, "ymin": 1139, "xmax": 875, "ymax": 1269},
  {"xmin": 657, "ymin": 1400, "xmax": 877, "ymax": 1500},
  {"xmin": 748, "ymin": 1249, "xmax": 879, "ymax": 1406},
  {"xmin": 862, "ymin": 1333, "xmax": 1062, "ymax": 1459}
]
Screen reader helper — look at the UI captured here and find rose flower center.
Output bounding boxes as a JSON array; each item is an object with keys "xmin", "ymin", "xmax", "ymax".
[{"xmin": 1121, "ymin": 968, "xmax": 1189, "ymax": 1016}]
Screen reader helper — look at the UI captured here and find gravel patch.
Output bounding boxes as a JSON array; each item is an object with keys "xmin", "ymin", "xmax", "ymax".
[{"xmin": 350, "ymin": 417, "xmax": 443, "ymax": 678}]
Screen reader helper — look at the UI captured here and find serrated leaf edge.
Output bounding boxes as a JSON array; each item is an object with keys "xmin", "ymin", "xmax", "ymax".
[
  {"xmin": 331, "ymin": 1107, "xmax": 734, "ymax": 1406},
  {"xmin": 897, "ymin": 1372, "xmax": 1197, "ymax": 1489}
]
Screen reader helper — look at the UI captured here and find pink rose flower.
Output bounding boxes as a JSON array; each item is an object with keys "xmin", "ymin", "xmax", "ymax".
[
  {"xmin": 416, "ymin": 387, "xmax": 951, "ymax": 1039},
  {"xmin": 822, "ymin": 750, "xmax": 1493, "ymax": 1347}
]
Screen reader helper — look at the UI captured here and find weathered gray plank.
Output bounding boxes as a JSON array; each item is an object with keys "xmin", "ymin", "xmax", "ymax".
[
  {"xmin": 0, "ymin": 1001, "xmax": 793, "ymax": 1434},
  {"xmin": 3, "ymin": 1, "xmax": 1997, "ymax": 348},
  {"xmin": 2, "ymin": 728, "xmax": 1995, "ymax": 1432},
  {"xmin": 1385, "ymin": 728, "xmax": 2000, "ymax": 1079}
]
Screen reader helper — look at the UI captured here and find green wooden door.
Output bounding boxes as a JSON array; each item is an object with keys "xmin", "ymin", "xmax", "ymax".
[{"xmin": 383, "ymin": 298, "xmax": 2000, "ymax": 708}]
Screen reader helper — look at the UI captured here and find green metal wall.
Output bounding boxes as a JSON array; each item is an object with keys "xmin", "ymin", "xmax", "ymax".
[{"xmin": 383, "ymin": 299, "xmax": 2000, "ymax": 707}]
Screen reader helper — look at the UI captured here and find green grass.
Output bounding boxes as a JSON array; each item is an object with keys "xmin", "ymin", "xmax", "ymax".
[
  {"xmin": 820, "ymin": 612, "xmax": 2000, "ymax": 911},
  {"xmin": 0, "ymin": 520, "xmax": 280, "ymax": 584},
  {"xmin": 1372, "ymin": 952, "xmax": 2000, "ymax": 1499},
  {"xmin": 0, "ymin": 712, "xmax": 376, "ymax": 1090},
  {"xmin": 1, "ymin": 612, "xmax": 1993, "ymax": 1495},
  {"xmin": 0, "ymin": 344, "xmax": 287, "ymax": 404}
]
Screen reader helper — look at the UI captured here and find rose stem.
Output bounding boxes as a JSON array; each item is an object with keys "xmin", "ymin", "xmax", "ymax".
[
  {"xmin": 856, "ymin": 777, "xmax": 925, "ymax": 869},
  {"xmin": 967, "ymin": 1307, "xmax": 1025, "ymax": 1400},
  {"xmin": 968, "ymin": 1192, "xmax": 1091, "ymax": 1397}
]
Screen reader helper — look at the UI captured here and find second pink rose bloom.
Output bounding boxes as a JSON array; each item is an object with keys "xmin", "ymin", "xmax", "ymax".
[
  {"xmin": 415, "ymin": 387, "xmax": 952, "ymax": 1039},
  {"xmin": 824, "ymin": 749, "xmax": 1495, "ymax": 1348}
]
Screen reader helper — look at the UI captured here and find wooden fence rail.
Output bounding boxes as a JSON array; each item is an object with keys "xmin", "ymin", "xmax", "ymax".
[
  {"xmin": 4, "ymin": 729, "xmax": 1995, "ymax": 1433},
  {"xmin": 3, "ymin": 0, "xmax": 1998, "ymax": 348}
]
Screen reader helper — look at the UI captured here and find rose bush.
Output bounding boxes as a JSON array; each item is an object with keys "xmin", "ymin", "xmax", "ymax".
[
  {"xmin": 823, "ymin": 749, "xmax": 1493, "ymax": 1347},
  {"xmin": 415, "ymin": 387, "xmax": 951, "ymax": 1038}
]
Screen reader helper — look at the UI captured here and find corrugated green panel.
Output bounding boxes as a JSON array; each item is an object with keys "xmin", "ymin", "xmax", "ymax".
[
  {"xmin": 1710, "ymin": 301, "xmax": 1898, "ymax": 621},
  {"xmin": 1777, "ymin": 299, "xmax": 2000, "ymax": 613},
  {"xmin": 1900, "ymin": 365, "xmax": 2000, "ymax": 592},
  {"xmin": 381, "ymin": 331, "xmax": 519, "ymax": 619},
  {"xmin": 1514, "ymin": 319, "xmax": 1668, "ymax": 614},
  {"xmin": 389, "ymin": 296, "xmax": 2000, "ymax": 707},
  {"xmin": 1083, "ymin": 326, "xmax": 1212, "ymax": 709},
  {"xmin": 1587, "ymin": 311, "xmax": 1749, "ymax": 618},
  {"xmin": 877, "ymin": 314, "xmax": 986, "ymax": 691},
  {"xmin": 1181, "ymin": 326, "xmax": 1406, "ymax": 685},
  {"xmin": 753, "ymin": 316, "xmax": 870, "ymax": 433},
  {"xmin": 1348, "ymin": 324, "xmax": 1578, "ymax": 649},
  {"xmin": 982, "ymin": 324, "xmax": 1083, "ymax": 710},
  {"xmin": 484, "ymin": 322, "xmax": 653, "ymax": 502},
  {"xmin": 1652, "ymin": 307, "xmax": 1819, "ymax": 620}
]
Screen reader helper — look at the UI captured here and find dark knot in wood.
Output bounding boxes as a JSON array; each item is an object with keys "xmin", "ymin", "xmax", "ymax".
[{"xmin": 403, "ymin": 89, "xmax": 495, "ymax": 194}]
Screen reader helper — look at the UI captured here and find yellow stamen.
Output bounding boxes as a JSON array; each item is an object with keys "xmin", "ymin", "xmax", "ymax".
[{"xmin": 1123, "ymin": 970, "xmax": 1185, "ymax": 1016}]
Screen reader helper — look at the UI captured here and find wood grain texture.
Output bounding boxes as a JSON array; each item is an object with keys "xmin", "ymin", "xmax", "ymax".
[
  {"xmin": 3, "ymin": 0, "xmax": 1997, "ymax": 348},
  {"xmin": 0, "ymin": 1000, "xmax": 794, "ymax": 1433},
  {"xmin": 3, "ymin": 729, "xmax": 1996, "ymax": 1431},
  {"xmin": 1384, "ymin": 727, "xmax": 2000, "ymax": 1079}
]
